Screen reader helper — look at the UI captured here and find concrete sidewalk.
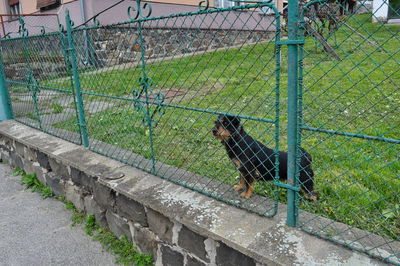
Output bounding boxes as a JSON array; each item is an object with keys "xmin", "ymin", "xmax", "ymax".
[{"xmin": 0, "ymin": 163, "xmax": 116, "ymax": 266}]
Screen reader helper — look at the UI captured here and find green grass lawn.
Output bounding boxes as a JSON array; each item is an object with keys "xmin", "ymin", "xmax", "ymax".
[{"xmin": 39, "ymin": 14, "xmax": 400, "ymax": 241}]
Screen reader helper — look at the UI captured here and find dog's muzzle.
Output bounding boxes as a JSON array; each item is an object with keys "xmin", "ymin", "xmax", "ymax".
[{"xmin": 212, "ymin": 128, "xmax": 218, "ymax": 136}]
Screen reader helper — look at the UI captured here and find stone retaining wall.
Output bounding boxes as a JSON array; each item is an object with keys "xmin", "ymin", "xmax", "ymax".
[
  {"xmin": 0, "ymin": 120, "xmax": 389, "ymax": 266},
  {"xmin": 87, "ymin": 27, "xmax": 274, "ymax": 67},
  {"xmin": 0, "ymin": 129, "xmax": 258, "ymax": 265}
]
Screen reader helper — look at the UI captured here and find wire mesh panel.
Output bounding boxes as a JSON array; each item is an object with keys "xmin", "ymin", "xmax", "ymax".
[
  {"xmin": 1, "ymin": 25, "xmax": 81, "ymax": 144},
  {"xmin": 63, "ymin": 2, "xmax": 283, "ymax": 216},
  {"xmin": 144, "ymin": 7, "xmax": 281, "ymax": 215},
  {"xmin": 2, "ymin": 0, "xmax": 398, "ymax": 263},
  {"xmin": 296, "ymin": 0, "xmax": 399, "ymax": 263}
]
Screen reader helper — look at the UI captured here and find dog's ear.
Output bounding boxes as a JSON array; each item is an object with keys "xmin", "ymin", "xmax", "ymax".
[{"xmin": 228, "ymin": 116, "xmax": 240, "ymax": 128}]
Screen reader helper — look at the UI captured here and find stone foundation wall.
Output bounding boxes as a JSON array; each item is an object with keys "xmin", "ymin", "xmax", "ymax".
[
  {"xmin": 0, "ymin": 120, "xmax": 390, "ymax": 266},
  {"xmin": 1, "ymin": 27, "xmax": 275, "ymax": 82},
  {"xmin": 0, "ymin": 124, "xmax": 260, "ymax": 266},
  {"xmin": 87, "ymin": 27, "xmax": 275, "ymax": 67}
]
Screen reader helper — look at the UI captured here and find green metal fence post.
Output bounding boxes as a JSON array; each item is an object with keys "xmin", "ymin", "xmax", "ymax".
[
  {"xmin": 0, "ymin": 51, "xmax": 13, "ymax": 121},
  {"xmin": 286, "ymin": 0, "xmax": 301, "ymax": 227},
  {"xmin": 134, "ymin": 0, "xmax": 157, "ymax": 173},
  {"xmin": 65, "ymin": 9, "xmax": 89, "ymax": 147}
]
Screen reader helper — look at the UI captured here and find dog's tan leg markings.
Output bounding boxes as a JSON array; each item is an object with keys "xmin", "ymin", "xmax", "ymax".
[
  {"xmin": 305, "ymin": 191, "xmax": 319, "ymax": 201},
  {"xmin": 301, "ymin": 188, "xmax": 319, "ymax": 201},
  {"xmin": 233, "ymin": 173, "xmax": 245, "ymax": 191},
  {"xmin": 232, "ymin": 158, "xmax": 245, "ymax": 191},
  {"xmin": 231, "ymin": 158, "xmax": 240, "ymax": 168},
  {"xmin": 240, "ymin": 181, "xmax": 254, "ymax": 199}
]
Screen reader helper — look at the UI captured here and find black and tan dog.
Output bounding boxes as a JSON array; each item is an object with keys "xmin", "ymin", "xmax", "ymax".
[{"xmin": 212, "ymin": 114, "xmax": 318, "ymax": 200}]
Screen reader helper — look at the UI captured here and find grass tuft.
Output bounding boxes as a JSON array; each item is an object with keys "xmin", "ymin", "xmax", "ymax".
[
  {"xmin": 18, "ymin": 169, "xmax": 54, "ymax": 199},
  {"xmin": 51, "ymin": 103, "xmax": 64, "ymax": 114}
]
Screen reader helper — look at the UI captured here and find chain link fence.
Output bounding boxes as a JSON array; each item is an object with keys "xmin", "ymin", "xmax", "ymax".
[
  {"xmin": 0, "ymin": 0, "xmax": 398, "ymax": 264},
  {"xmin": 296, "ymin": 0, "xmax": 399, "ymax": 263}
]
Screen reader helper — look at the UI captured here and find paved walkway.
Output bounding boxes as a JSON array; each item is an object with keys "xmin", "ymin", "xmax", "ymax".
[{"xmin": 0, "ymin": 163, "xmax": 116, "ymax": 266}]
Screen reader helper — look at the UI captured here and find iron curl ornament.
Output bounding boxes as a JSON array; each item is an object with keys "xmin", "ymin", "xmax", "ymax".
[
  {"xmin": 198, "ymin": 0, "xmax": 210, "ymax": 11},
  {"xmin": 58, "ymin": 23, "xmax": 65, "ymax": 32},
  {"xmin": 39, "ymin": 26, "xmax": 46, "ymax": 35},
  {"xmin": 91, "ymin": 15, "xmax": 101, "ymax": 27},
  {"xmin": 18, "ymin": 18, "xmax": 49, "ymax": 36},
  {"xmin": 128, "ymin": 0, "xmax": 152, "ymax": 20},
  {"xmin": 132, "ymin": 76, "xmax": 166, "ymax": 128},
  {"xmin": 18, "ymin": 17, "xmax": 29, "ymax": 37}
]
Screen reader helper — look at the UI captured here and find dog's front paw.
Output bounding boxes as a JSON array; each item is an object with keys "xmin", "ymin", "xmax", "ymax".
[
  {"xmin": 240, "ymin": 191, "xmax": 252, "ymax": 199},
  {"xmin": 304, "ymin": 191, "xmax": 319, "ymax": 201},
  {"xmin": 233, "ymin": 185, "xmax": 243, "ymax": 191}
]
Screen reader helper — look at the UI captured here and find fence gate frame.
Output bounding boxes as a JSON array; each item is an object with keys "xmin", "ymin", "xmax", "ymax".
[{"xmin": 0, "ymin": 0, "xmax": 285, "ymax": 218}]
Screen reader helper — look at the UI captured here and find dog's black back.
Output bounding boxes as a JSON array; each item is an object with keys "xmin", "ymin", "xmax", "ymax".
[{"xmin": 216, "ymin": 115, "xmax": 315, "ymax": 193}]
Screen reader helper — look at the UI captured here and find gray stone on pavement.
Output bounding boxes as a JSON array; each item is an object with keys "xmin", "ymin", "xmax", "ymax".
[{"xmin": 0, "ymin": 163, "xmax": 116, "ymax": 266}]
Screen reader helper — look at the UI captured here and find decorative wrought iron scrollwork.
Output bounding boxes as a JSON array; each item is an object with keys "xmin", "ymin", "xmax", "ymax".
[
  {"xmin": 132, "ymin": 76, "xmax": 165, "ymax": 127},
  {"xmin": 5, "ymin": 32, "xmax": 15, "ymax": 39},
  {"xmin": 93, "ymin": 15, "xmax": 101, "ymax": 27},
  {"xmin": 26, "ymin": 70, "xmax": 42, "ymax": 128},
  {"xmin": 18, "ymin": 17, "xmax": 29, "ymax": 37},
  {"xmin": 64, "ymin": 12, "xmax": 75, "ymax": 30},
  {"xmin": 39, "ymin": 26, "xmax": 46, "ymax": 35},
  {"xmin": 198, "ymin": 0, "xmax": 210, "ymax": 11},
  {"xmin": 128, "ymin": 0, "xmax": 152, "ymax": 20},
  {"xmin": 58, "ymin": 23, "xmax": 65, "ymax": 32}
]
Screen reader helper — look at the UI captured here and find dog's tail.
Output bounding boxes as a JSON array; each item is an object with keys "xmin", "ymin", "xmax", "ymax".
[
  {"xmin": 299, "ymin": 147, "xmax": 312, "ymax": 164},
  {"xmin": 299, "ymin": 148, "xmax": 318, "ymax": 201}
]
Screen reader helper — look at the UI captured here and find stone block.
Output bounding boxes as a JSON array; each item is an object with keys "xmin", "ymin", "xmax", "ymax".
[
  {"xmin": 10, "ymin": 153, "xmax": 24, "ymax": 170},
  {"xmin": 216, "ymin": 242, "xmax": 255, "ymax": 266},
  {"xmin": 65, "ymin": 182, "xmax": 85, "ymax": 211},
  {"xmin": 45, "ymin": 172, "xmax": 65, "ymax": 196},
  {"xmin": 71, "ymin": 167, "xmax": 95, "ymax": 193},
  {"xmin": 0, "ymin": 150, "xmax": 10, "ymax": 163},
  {"xmin": 95, "ymin": 211, "xmax": 108, "ymax": 228},
  {"xmin": 187, "ymin": 255, "xmax": 206, "ymax": 266},
  {"xmin": 0, "ymin": 142, "xmax": 10, "ymax": 151},
  {"xmin": 115, "ymin": 194, "xmax": 147, "ymax": 227},
  {"xmin": 9, "ymin": 138, "xmax": 15, "ymax": 151},
  {"xmin": 23, "ymin": 159, "xmax": 34, "ymax": 175},
  {"xmin": 2, "ymin": 136, "xmax": 12, "ymax": 147},
  {"xmin": 24, "ymin": 146, "xmax": 37, "ymax": 162},
  {"xmin": 160, "ymin": 245, "xmax": 184, "ymax": 266},
  {"xmin": 14, "ymin": 142, "xmax": 25, "ymax": 157},
  {"xmin": 147, "ymin": 209, "xmax": 173, "ymax": 244},
  {"xmin": 178, "ymin": 225, "xmax": 208, "ymax": 262},
  {"xmin": 36, "ymin": 151, "xmax": 51, "ymax": 170},
  {"xmin": 84, "ymin": 195, "xmax": 104, "ymax": 215},
  {"xmin": 32, "ymin": 162, "xmax": 47, "ymax": 184},
  {"xmin": 93, "ymin": 181, "xmax": 115, "ymax": 210},
  {"xmin": 105, "ymin": 210, "xmax": 132, "ymax": 242},
  {"xmin": 48, "ymin": 157, "xmax": 70, "ymax": 180},
  {"xmin": 70, "ymin": 167, "xmax": 82, "ymax": 186},
  {"xmin": 130, "ymin": 222, "xmax": 158, "ymax": 258}
]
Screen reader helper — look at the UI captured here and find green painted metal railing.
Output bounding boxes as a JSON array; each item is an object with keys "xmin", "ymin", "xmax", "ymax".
[
  {"xmin": 65, "ymin": 10, "xmax": 89, "ymax": 147},
  {"xmin": 295, "ymin": 0, "xmax": 399, "ymax": 264},
  {"xmin": 0, "ymin": 0, "xmax": 399, "ymax": 264},
  {"xmin": 0, "ymin": 52, "xmax": 13, "ymax": 121}
]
